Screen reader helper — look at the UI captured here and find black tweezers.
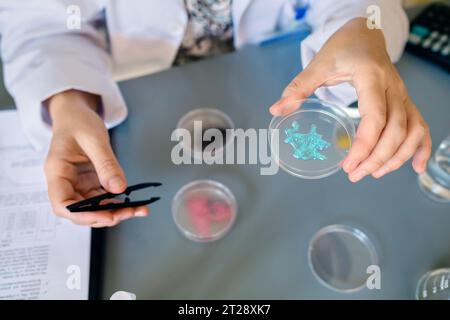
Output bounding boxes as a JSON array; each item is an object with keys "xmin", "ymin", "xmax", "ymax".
[{"xmin": 66, "ymin": 182, "xmax": 162, "ymax": 212}]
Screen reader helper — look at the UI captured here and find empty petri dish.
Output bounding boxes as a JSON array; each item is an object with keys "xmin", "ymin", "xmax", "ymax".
[
  {"xmin": 308, "ymin": 224, "xmax": 379, "ymax": 293},
  {"xmin": 269, "ymin": 98, "xmax": 355, "ymax": 179},
  {"xmin": 176, "ymin": 108, "xmax": 235, "ymax": 161},
  {"xmin": 172, "ymin": 180, "xmax": 237, "ymax": 242}
]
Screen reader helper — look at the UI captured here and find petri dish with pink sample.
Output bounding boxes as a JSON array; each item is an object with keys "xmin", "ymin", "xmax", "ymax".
[{"xmin": 172, "ymin": 180, "xmax": 237, "ymax": 242}]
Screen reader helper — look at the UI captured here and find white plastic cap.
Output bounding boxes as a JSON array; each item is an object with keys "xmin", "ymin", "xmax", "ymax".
[{"xmin": 110, "ymin": 291, "xmax": 137, "ymax": 300}]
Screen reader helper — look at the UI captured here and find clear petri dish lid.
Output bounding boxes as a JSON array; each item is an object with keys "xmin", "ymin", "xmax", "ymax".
[
  {"xmin": 172, "ymin": 180, "xmax": 237, "ymax": 242},
  {"xmin": 308, "ymin": 224, "xmax": 379, "ymax": 293},
  {"xmin": 269, "ymin": 98, "xmax": 355, "ymax": 179}
]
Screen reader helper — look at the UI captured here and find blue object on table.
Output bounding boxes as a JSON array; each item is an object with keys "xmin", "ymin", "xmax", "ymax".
[
  {"xmin": 284, "ymin": 121, "xmax": 330, "ymax": 160},
  {"xmin": 294, "ymin": 1, "xmax": 309, "ymax": 20},
  {"xmin": 259, "ymin": 0, "xmax": 311, "ymax": 46}
]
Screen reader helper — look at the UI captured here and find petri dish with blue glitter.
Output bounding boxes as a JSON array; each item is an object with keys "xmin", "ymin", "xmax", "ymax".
[{"xmin": 269, "ymin": 98, "xmax": 355, "ymax": 179}]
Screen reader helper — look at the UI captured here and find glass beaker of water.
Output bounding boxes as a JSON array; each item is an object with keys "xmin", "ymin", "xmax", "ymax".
[
  {"xmin": 418, "ymin": 135, "xmax": 450, "ymax": 202},
  {"xmin": 416, "ymin": 268, "xmax": 450, "ymax": 300}
]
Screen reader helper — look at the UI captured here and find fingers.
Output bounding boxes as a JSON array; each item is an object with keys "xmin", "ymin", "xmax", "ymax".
[
  {"xmin": 45, "ymin": 172, "xmax": 113, "ymax": 225},
  {"xmin": 64, "ymin": 201, "xmax": 149, "ymax": 228},
  {"xmin": 45, "ymin": 156, "xmax": 149, "ymax": 227},
  {"xmin": 80, "ymin": 136, "xmax": 127, "ymax": 194},
  {"xmin": 372, "ymin": 104, "xmax": 431, "ymax": 178},
  {"xmin": 49, "ymin": 183, "xmax": 149, "ymax": 227},
  {"xmin": 343, "ymin": 88, "xmax": 431, "ymax": 182},
  {"xmin": 45, "ymin": 151, "xmax": 113, "ymax": 225},
  {"xmin": 269, "ymin": 62, "xmax": 328, "ymax": 116},
  {"xmin": 73, "ymin": 163, "xmax": 101, "ymax": 194},
  {"xmin": 412, "ymin": 132, "xmax": 432, "ymax": 174},
  {"xmin": 90, "ymin": 206, "xmax": 150, "ymax": 228},
  {"xmin": 348, "ymin": 87, "xmax": 407, "ymax": 182},
  {"xmin": 342, "ymin": 79, "xmax": 387, "ymax": 174},
  {"xmin": 91, "ymin": 189, "xmax": 150, "ymax": 226},
  {"xmin": 45, "ymin": 98, "xmax": 145, "ymax": 227},
  {"xmin": 55, "ymin": 184, "xmax": 149, "ymax": 227}
]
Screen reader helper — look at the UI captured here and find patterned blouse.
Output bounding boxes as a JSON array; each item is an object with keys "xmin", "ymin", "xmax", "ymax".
[{"xmin": 174, "ymin": 0, "xmax": 235, "ymax": 65}]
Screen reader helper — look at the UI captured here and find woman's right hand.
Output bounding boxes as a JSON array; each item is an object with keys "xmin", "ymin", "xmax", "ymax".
[{"xmin": 45, "ymin": 89, "xmax": 149, "ymax": 227}]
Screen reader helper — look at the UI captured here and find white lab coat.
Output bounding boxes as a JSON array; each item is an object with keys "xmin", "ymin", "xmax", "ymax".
[{"xmin": 0, "ymin": 0, "xmax": 408, "ymax": 151}]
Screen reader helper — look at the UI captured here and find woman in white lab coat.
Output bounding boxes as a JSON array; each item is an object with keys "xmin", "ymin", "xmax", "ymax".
[{"xmin": 0, "ymin": 0, "xmax": 431, "ymax": 227}]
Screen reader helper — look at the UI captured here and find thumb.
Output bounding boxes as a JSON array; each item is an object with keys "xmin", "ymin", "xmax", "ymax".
[
  {"xmin": 269, "ymin": 62, "xmax": 328, "ymax": 116},
  {"xmin": 83, "ymin": 139, "xmax": 127, "ymax": 194}
]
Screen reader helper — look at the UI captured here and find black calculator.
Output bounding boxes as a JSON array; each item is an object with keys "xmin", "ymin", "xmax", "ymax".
[{"xmin": 406, "ymin": 2, "xmax": 450, "ymax": 72}]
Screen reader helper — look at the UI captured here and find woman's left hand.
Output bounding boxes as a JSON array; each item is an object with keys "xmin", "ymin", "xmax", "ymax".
[{"xmin": 269, "ymin": 18, "xmax": 432, "ymax": 182}]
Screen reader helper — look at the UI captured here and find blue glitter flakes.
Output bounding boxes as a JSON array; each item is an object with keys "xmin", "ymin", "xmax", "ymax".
[{"xmin": 284, "ymin": 121, "xmax": 331, "ymax": 160}]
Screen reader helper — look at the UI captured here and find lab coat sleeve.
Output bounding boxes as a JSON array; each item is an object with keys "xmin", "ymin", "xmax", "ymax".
[
  {"xmin": 301, "ymin": 0, "xmax": 409, "ymax": 110},
  {"xmin": 0, "ymin": 1, "xmax": 127, "ymax": 151}
]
